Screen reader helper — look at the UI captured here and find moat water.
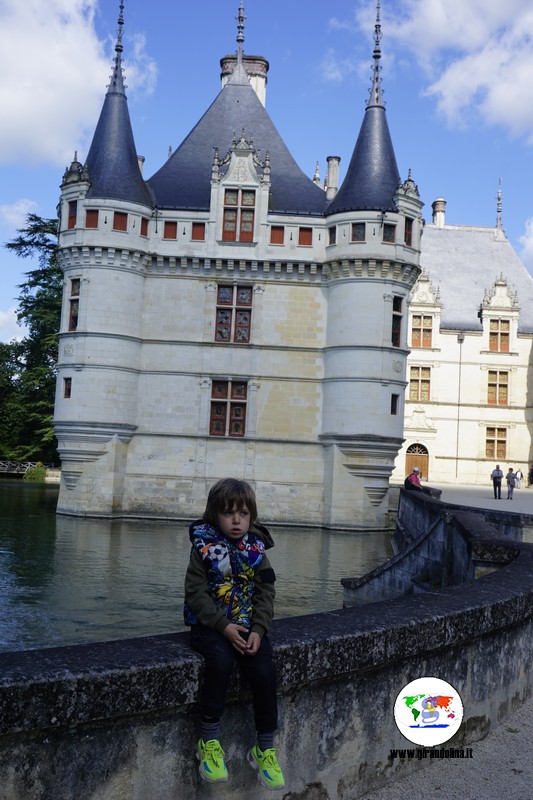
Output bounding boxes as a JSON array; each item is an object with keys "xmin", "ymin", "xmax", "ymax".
[{"xmin": 0, "ymin": 479, "xmax": 393, "ymax": 653}]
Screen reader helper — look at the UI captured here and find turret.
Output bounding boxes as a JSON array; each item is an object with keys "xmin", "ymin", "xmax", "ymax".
[{"xmin": 321, "ymin": 1, "xmax": 423, "ymax": 528}]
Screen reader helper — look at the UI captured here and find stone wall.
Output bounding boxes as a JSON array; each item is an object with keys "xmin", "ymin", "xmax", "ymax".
[{"xmin": 1, "ymin": 499, "xmax": 533, "ymax": 800}]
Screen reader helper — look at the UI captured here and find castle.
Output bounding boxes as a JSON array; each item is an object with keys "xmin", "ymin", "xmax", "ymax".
[{"xmin": 53, "ymin": 2, "xmax": 425, "ymax": 528}]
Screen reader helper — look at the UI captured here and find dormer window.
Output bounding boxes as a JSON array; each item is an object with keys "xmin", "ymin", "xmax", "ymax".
[
  {"xmin": 489, "ymin": 319, "xmax": 509, "ymax": 352},
  {"xmin": 222, "ymin": 189, "xmax": 255, "ymax": 242}
]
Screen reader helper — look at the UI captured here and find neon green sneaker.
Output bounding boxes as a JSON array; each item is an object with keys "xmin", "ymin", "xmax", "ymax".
[
  {"xmin": 196, "ymin": 738, "xmax": 229, "ymax": 783},
  {"xmin": 248, "ymin": 745, "xmax": 285, "ymax": 790}
]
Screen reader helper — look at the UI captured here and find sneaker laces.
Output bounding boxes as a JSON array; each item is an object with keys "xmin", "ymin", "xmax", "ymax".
[
  {"xmin": 204, "ymin": 739, "xmax": 225, "ymax": 766},
  {"xmin": 260, "ymin": 748, "xmax": 280, "ymax": 770}
]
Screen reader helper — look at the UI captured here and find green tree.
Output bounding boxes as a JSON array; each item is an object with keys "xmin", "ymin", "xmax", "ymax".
[{"xmin": 1, "ymin": 214, "xmax": 61, "ymax": 462}]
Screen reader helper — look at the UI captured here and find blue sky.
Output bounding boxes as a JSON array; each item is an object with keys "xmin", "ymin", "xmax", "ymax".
[{"xmin": 2, "ymin": 0, "xmax": 533, "ymax": 341}]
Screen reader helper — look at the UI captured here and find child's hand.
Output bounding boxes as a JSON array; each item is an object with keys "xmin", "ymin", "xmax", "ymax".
[
  {"xmin": 244, "ymin": 632, "xmax": 261, "ymax": 655},
  {"xmin": 223, "ymin": 623, "xmax": 250, "ymax": 653}
]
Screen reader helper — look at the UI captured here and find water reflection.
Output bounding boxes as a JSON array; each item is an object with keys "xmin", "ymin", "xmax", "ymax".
[{"xmin": 0, "ymin": 480, "xmax": 392, "ymax": 652}]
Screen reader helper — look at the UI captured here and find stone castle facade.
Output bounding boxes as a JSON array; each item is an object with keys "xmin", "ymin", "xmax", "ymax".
[{"xmin": 53, "ymin": 3, "xmax": 424, "ymax": 528}]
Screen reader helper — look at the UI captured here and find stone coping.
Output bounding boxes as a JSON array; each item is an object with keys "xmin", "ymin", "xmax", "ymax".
[{"xmin": 2, "ymin": 528, "xmax": 533, "ymax": 738}]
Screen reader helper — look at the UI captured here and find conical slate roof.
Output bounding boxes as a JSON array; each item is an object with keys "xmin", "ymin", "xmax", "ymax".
[
  {"xmin": 327, "ymin": 7, "xmax": 400, "ymax": 215},
  {"xmin": 148, "ymin": 74, "xmax": 328, "ymax": 215},
  {"xmin": 85, "ymin": 15, "xmax": 152, "ymax": 208}
]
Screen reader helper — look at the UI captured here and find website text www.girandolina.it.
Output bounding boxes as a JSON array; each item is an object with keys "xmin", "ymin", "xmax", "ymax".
[{"xmin": 389, "ymin": 747, "xmax": 474, "ymax": 761}]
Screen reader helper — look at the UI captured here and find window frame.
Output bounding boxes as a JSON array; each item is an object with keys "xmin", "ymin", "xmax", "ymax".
[
  {"xmin": 351, "ymin": 222, "xmax": 366, "ymax": 242},
  {"xmin": 163, "ymin": 220, "xmax": 177, "ymax": 240},
  {"xmin": 63, "ymin": 377, "xmax": 72, "ymax": 399},
  {"xmin": 298, "ymin": 227, "xmax": 313, "ymax": 247},
  {"xmin": 404, "ymin": 216, "xmax": 414, "ymax": 247},
  {"xmin": 67, "ymin": 201, "xmax": 77, "ymax": 230},
  {"xmin": 215, "ymin": 285, "xmax": 253, "ymax": 344},
  {"xmin": 85, "ymin": 209, "xmax": 99, "ymax": 229},
  {"xmin": 68, "ymin": 278, "xmax": 80, "ymax": 332},
  {"xmin": 411, "ymin": 314, "xmax": 433, "ymax": 349},
  {"xmin": 270, "ymin": 225, "xmax": 284, "ymax": 245},
  {"xmin": 409, "ymin": 365, "xmax": 431, "ymax": 402},
  {"xmin": 488, "ymin": 370, "xmax": 509, "ymax": 406},
  {"xmin": 489, "ymin": 318, "xmax": 510, "ymax": 353},
  {"xmin": 191, "ymin": 222, "xmax": 206, "ymax": 241},
  {"xmin": 383, "ymin": 223, "xmax": 396, "ymax": 243},
  {"xmin": 486, "ymin": 426, "xmax": 507, "ymax": 460},
  {"xmin": 209, "ymin": 379, "xmax": 248, "ymax": 437},
  {"xmin": 222, "ymin": 189, "xmax": 256, "ymax": 243},
  {"xmin": 113, "ymin": 211, "xmax": 128, "ymax": 232},
  {"xmin": 391, "ymin": 295, "xmax": 403, "ymax": 347}
]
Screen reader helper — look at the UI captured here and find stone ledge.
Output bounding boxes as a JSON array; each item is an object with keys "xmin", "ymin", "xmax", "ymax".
[{"xmin": 2, "ymin": 542, "xmax": 533, "ymax": 738}]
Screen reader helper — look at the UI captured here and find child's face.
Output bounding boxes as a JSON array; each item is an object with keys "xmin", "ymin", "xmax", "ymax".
[{"xmin": 217, "ymin": 504, "xmax": 251, "ymax": 539}]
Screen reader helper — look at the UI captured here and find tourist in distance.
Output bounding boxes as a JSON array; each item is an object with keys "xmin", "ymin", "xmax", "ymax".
[
  {"xmin": 184, "ymin": 477, "xmax": 284, "ymax": 790},
  {"xmin": 491, "ymin": 464, "xmax": 504, "ymax": 499},
  {"xmin": 404, "ymin": 466, "xmax": 423, "ymax": 491},
  {"xmin": 515, "ymin": 468, "xmax": 523, "ymax": 489},
  {"xmin": 506, "ymin": 467, "xmax": 516, "ymax": 500}
]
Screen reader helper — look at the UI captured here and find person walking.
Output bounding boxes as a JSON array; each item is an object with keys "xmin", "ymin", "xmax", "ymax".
[
  {"xmin": 506, "ymin": 467, "xmax": 516, "ymax": 500},
  {"xmin": 491, "ymin": 465, "xmax": 503, "ymax": 499},
  {"xmin": 515, "ymin": 468, "xmax": 523, "ymax": 489}
]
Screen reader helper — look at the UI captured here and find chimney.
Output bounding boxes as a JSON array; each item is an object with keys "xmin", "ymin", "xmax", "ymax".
[
  {"xmin": 326, "ymin": 156, "xmax": 341, "ymax": 200},
  {"xmin": 220, "ymin": 54, "xmax": 269, "ymax": 106},
  {"xmin": 432, "ymin": 197, "xmax": 446, "ymax": 228}
]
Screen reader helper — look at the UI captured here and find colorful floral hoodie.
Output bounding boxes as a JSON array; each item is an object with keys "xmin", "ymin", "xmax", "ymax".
[{"xmin": 183, "ymin": 519, "xmax": 276, "ymax": 637}]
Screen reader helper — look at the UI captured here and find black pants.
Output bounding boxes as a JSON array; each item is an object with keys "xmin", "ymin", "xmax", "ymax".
[
  {"xmin": 493, "ymin": 479, "xmax": 501, "ymax": 498},
  {"xmin": 190, "ymin": 625, "xmax": 278, "ymax": 734}
]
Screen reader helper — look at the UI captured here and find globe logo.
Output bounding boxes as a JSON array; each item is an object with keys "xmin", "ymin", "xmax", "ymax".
[{"xmin": 393, "ymin": 677, "xmax": 464, "ymax": 746}]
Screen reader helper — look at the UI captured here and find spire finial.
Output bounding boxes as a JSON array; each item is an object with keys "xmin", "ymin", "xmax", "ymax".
[
  {"xmin": 367, "ymin": 0, "xmax": 384, "ymax": 108},
  {"xmin": 236, "ymin": 2, "xmax": 246, "ymax": 63},
  {"xmin": 496, "ymin": 177, "xmax": 503, "ymax": 229},
  {"xmin": 116, "ymin": 1, "xmax": 125, "ymax": 56}
]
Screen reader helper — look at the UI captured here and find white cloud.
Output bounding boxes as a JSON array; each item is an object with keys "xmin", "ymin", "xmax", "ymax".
[
  {"xmin": 329, "ymin": 0, "xmax": 533, "ymax": 142},
  {"xmin": 0, "ymin": 199, "xmax": 39, "ymax": 231},
  {"xmin": 0, "ymin": 0, "xmax": 157, "ymax": 168},
  {"xmin": 0, "ymin": 307, "xmax": 26, "ymax": 343}
]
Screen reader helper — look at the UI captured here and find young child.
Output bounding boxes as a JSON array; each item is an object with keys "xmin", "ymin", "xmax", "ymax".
[{"xmin": 184, "ymin": 477, "xmax": 284, "ymax": 790}]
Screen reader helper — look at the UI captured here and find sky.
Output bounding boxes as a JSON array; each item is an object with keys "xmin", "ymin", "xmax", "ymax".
[{"xmin": 2, "ymin": 0, "xmax": 533, "ymax": 341}]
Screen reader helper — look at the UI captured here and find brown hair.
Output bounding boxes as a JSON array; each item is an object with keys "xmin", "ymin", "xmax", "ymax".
[{"xmin": 203, "ymin": 478, "xmax": 258, "ymax": 527}]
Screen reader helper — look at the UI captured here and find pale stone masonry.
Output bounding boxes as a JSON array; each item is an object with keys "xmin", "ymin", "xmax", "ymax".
[
  {"xmin": 53, "ymin": 4, "xmax": 424, "ymax": 528},
  {"xmin": 394, "ymin": 198, "xmax": 533, "ymax": 487}
]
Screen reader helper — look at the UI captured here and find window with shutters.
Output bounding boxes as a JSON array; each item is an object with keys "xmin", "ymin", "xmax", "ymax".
[
  {"xmin": 140, "ymin": 217, "xmax": 149, "ymax": 237},
  {"xmin": 85, "ymin": 209, "xmax": 99, "ymax": 229},
  {"xmin": 222, "ymin": 189, "xmax": 255, "ymax": 242},
  {"xmin": 411, "ymin": 315, "xmax": 433, "ymax": 348},
  {"xmin": 113, "ymin": 212, "xmax": 128, "ymax": 232},
  {"xmin": 298, "ymin": 227, "xmax": 313, "ymax": 246},
  {"xmin": 192, "ymin": 222, "xmax": 206, "ymax": 241},
  {"xmin": 489, "ymin": 319, "xmax": 510, "ymax": 352},
  {"xmin": 488, "ymin": 370, "xmax": 508, "ymax": 406},
  {"xmin": 270, "ymin": 226, "xmax": 284, "ymax": 245},
  {"xmin": 215, "ymin": 285, "xmax": 252, "ymax": 343},
  {"xmin": 164, "ymin": 221, "xmax": 177, "ymax": 239},
  {"xmin": 486, "ymin": 427, "xmax": 506, "ymax": 459},
  {"xmin": 210, "ymin": 380, "xmax": 247, "ymax": 437},
  {"xmin": 409, "ymin": 366, "xmax": 431, "ymax": 401}
]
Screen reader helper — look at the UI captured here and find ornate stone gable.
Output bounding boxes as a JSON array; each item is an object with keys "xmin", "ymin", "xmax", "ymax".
[
  {"xmin": 481, "ymin": 274, "xmax": 519, "ymax": 313},
  {"xmin": 410, "ymin": 270, "xmax": 441, "ymax": 308}
]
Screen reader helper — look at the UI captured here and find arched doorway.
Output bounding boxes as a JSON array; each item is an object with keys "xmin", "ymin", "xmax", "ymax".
[{"xmin": 406, "ymin": 444, "xmax": 429, "ymax": 481}]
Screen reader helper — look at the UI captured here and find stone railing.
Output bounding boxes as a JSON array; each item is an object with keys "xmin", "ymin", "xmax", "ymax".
[{"xmin": 1, "ymin": 492, "xmax": 533, "ymax": 799}]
